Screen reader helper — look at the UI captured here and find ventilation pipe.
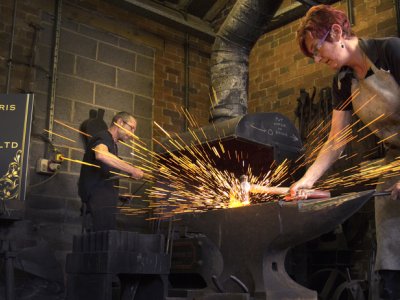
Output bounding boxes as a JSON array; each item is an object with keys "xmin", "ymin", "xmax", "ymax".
[{"xmin": 210, "ymin": 0, "xmax": 283, "ymax": 122}]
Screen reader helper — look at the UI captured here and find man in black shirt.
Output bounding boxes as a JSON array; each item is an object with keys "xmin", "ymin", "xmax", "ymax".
[{"xmin": 78, "ymin": 111, "xmax": 144, "ymax": 231}]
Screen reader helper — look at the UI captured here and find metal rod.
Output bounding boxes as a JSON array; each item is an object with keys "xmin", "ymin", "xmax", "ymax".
[
  {"xmin": 183, "ymin": 32, "xmax": 190, "ymax": 131},
  {"xmin": 6, "ymin": 0, "xmax": 18, "ymax": 94},
  {"xmin": 396, "ymin": 0, "xmax": 400, "ymax": 37},
  {"xmin": 4, "ymin": 241, "xmax": 15, "ymax": 300},
  {"xmin": 25, "ymin": 23, "xmax": 43, "ymax": 93},
  {"xmin": 347, "ymin": 0, "xmax": 355, "ymax": 26},
  {"xmin": 230, "ymin": 275, "xmax": 249, "ymax": 293},
  {"xmin": 373, "ymin": 191, "xmax": 391, "ymax": 197},
  {"xmin": 47, "ymin": 0, "xmax": 62, "ymax": 143},
  {"xmin": 165, "ymin": 217, "xmax": 172, "ymax": 254},
  {"xmin": 211, "ymin": 275, "xmax": 225, "ymax": 293}
]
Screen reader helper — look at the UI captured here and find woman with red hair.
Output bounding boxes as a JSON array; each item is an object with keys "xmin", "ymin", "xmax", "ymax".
[{"xmin": 291, "ymin": 4, "xmax": 400, "ymax": 299}]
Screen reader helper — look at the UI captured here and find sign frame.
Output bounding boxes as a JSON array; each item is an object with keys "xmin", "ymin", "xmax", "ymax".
[{"xmin": 0, "ymin": 94, "xmax": 34, "ymax": 202}]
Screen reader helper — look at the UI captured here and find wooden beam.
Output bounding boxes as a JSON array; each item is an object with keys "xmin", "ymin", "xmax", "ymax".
[
  {"xmin": 203, "ymin": 0, "xmax": 231, "ymax": 22},
  {"xmin": 118, "ymin": 0, "xmax": 216, "ymax": 41}
]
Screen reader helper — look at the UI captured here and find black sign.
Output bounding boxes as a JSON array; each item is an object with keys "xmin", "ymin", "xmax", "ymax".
[{"xmin": 0, "ymin": 94, "xmax": 34, "ymax": 201}]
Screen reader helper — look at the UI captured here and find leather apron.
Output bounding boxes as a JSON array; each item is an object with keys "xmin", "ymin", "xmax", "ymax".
[{"xmin": 351, "ymin": 58, "xmax": 400, "ymax": 271}]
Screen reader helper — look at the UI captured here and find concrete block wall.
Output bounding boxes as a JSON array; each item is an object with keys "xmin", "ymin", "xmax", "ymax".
[
  {"xmin": 0, "ymin": 0, "xmax": 214, "ymax": 272},
  {"xmin": 28, "ymin": 5, "xmax": 157, "ymax": 267}
]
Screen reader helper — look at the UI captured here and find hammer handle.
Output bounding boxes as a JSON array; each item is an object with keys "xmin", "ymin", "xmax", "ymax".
[
  {"xmin": 250, "ymin": 185, "xmax": 330, "ymax": 199},
  {"xmin": 250, "ymin": 185, "xmax": 289, "ymax": 195}
]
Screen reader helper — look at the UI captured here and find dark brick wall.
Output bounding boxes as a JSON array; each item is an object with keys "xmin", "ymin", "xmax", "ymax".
[{"xmin": 153, "ymin": 35, "xmax": 211, "ymax": 134}]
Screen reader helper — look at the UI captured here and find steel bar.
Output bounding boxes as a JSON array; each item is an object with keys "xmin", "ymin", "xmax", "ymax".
[
  {"xmin": 47, "ymin": 0, "xmax": 62, "ymax": 143},
  {"xmin": 396, "ymin": 0, "xmax": 400, "ymax": 37},
  {"xmin": 347, "ymin": 0, "xmax": 354, "ymax": 26},
  {"xmin": 183, "ymin": 33, "xmax": 190, "ymax": 131},
  {"xmin": 6, "ymin": 0, "xmax": 18, "ymax": 94}
]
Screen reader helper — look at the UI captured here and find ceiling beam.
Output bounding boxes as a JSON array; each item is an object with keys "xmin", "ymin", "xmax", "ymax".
[
  {"xmin": 263, "ymin": 2, "xmax": 307, "ymax": 33},
  {"xmin": 177, "ymin": 0, "xmax": 194, "ymax": 11},
  {"xmin": 117, "ymin": 0, "xmax": 216, "ymax": 41},
  {"xmin": 203, "ymin": 0, "xmax": 231, "ymax": 22},
  {"xmin": 160, "ymin": 0, "xmax": 193, "ymax": 12},
  {"xmin": 264, "ymin": 0, "xmax": 341, "ymax": 33}
]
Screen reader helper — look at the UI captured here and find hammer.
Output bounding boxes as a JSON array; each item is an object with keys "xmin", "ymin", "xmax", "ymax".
[{"xmin": 239, "ymin": 175, "xmax": 331, "ymax": 201}]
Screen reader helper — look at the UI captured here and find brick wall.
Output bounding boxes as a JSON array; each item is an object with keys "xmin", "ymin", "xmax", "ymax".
[{"xmin": 154, "ymin": 34, "xmax": 211, "ymax": 134}]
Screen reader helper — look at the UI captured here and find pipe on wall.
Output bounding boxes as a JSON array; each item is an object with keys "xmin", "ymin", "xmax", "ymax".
[
  {"xmin": 347, "ymin": 0, "xmax": 354, "ymax": 26},
  {"xmin": 184, "ymin": 33, "xmax": 190, "ymax": 131},
  {"xmin": 209, "ymin": 0, "xmax": 283, "ymax": 123},
  {"xmin": 46, "ymin": 0, "xmax": 62, "ymax": 143},
  {"xmin": 396, "ymin": 0, "xmax": 400, "ymax": 37},
  {"xmin": 6, "ymin": 0, "xmax": 18, "ymax": 94}
]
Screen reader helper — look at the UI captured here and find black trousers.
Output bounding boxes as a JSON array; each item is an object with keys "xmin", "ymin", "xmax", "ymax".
[
  {"xmin": 87, "ymin": 185, "xmax": 118, "ymax": 231},
  {"xmin": 379, "ymin": 270, "xmax": 400, "ymax": 300}
]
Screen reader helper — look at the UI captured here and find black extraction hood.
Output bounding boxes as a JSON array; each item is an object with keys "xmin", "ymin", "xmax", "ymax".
[{"xmin": 156, "ymin": 112, "xmax": 302, "ymax": 177}]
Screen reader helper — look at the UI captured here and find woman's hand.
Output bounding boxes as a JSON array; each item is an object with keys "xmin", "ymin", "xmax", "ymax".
[{"xmin": 289, "ymin": 177, "xmax": 315, "ymax": 199}]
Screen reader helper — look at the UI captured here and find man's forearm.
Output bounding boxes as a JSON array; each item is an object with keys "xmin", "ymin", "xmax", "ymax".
[{"xmin": 94, "ymin": 148, "xmax": 138, "ymax": 175}]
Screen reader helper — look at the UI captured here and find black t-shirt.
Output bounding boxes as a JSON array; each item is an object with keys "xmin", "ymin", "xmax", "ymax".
[
  {"xmin": 333, "ymin": 37, "xmax": 400, "ymax": 110},
  {"xmin": 78, "ymin": 130, "xmax": 119, "ymax": 201}
]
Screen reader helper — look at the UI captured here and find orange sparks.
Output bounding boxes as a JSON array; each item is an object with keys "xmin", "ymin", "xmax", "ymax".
[
  {"xmin": 43, "ymin": 129, "xmax": 76, "ymax": 143},
  {"xmin": 59, "ymin": 155, "xmax": 100, "ymax": 168},
  {"xmin": 54, "ymin": 119, "xmax": 91, "ymax": 137}
]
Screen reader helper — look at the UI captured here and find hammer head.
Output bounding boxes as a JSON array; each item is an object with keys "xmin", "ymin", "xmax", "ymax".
[{"xmin": 239, "ymin": 175, "xmax": 251, "ymax": 203}]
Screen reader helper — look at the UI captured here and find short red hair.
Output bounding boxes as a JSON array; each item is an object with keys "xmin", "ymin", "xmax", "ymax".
[{"xmin": 297, "ymin": 5, "xmax": 355, "ymax": 57}]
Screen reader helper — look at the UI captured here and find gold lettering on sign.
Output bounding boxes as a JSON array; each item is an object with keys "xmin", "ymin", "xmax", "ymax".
[
  {"xmin": 0, "ymin": 104, "xmax": 16, "ymax": 111},
  {"xmin": 0, "ymin": 142, "xmax": 19, "ymax": 149},
  {"xmin": 0, "ymin": 150, "xmax": 21, "ymax": 200}
]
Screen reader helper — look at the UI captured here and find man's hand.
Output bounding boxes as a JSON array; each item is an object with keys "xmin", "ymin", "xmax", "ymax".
[
  {"xmin": 387, "ymin": 181, "xmax": 400, "ymax": 200},
  {"xmin": 130, "ymin": 167, "xmax": 144, "ymax": 180}
]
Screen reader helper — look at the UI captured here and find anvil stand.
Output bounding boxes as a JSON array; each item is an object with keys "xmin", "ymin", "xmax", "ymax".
[
  {"xmin": 0, "ymin": 214, "xmax": 21, "ymax": 300},
  {"xmin": 175, "ymin": 190, "xmax": 374, "ymax": 300}
]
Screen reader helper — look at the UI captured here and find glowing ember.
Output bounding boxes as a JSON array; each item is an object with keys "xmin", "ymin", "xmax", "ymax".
[{"xmin": 228, "ymin": 191, "xmax": 249, "ymax": 208}]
